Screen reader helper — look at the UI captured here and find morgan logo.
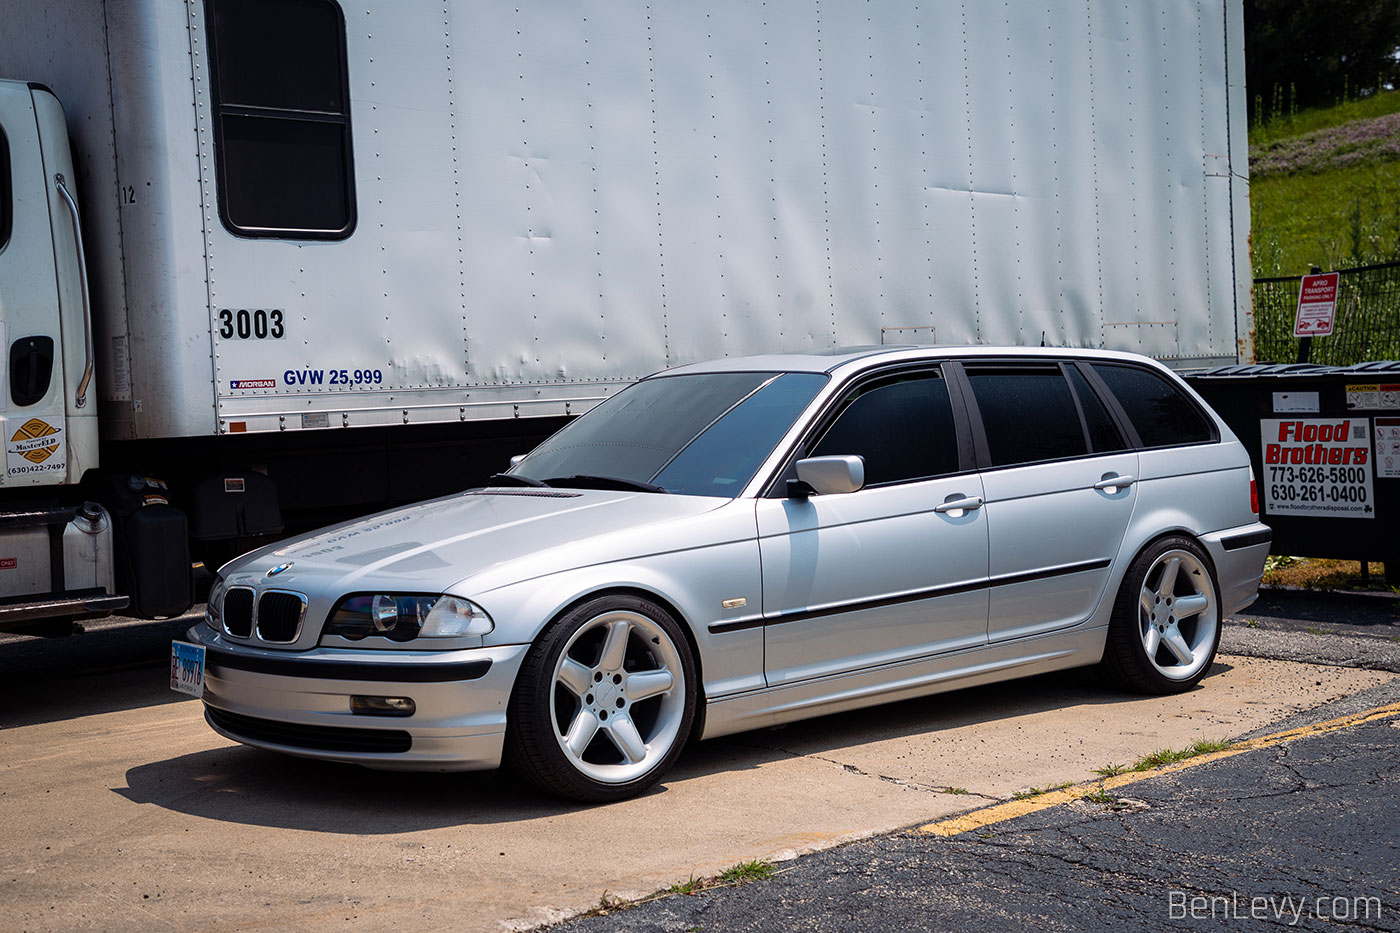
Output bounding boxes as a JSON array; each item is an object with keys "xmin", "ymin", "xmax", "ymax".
[
  {"xmin": 231, "ymin": 379, "xmax": 276, "ymax": 390},
  {"xmin": 9, "ymin": 419, "xmax": 60, "ymax": 464}
]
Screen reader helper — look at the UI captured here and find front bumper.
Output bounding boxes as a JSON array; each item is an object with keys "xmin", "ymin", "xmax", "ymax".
[{"xmin": 187, "ymin": 625, "xmax": 529, "ymax": 771}]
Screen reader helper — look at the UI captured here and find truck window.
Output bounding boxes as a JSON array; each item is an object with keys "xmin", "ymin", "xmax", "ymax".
[
  {"xmin": 0, "ymin": 123, "xmax": 11, "ymax": 252},
  {"xmin": 204, "ymin": 0, "xmax": 355, "ymax": 239}
]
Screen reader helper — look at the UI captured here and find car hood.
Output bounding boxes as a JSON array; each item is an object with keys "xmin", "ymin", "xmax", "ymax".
[{"xmin": 219, "ymin": 487, "xmax": 728, "ymax": 596}]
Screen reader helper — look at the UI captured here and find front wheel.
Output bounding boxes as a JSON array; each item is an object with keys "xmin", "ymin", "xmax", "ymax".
[
  {"xmin": 1100, "ymin": 536, "xmax": 1221, "ymax": 694},
  {"xmin": 505, "ymin": 594, "xmax": 696, "ymax": 801}
]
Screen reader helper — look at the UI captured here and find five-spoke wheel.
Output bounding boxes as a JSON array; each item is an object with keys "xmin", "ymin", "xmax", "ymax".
[
  {"xmin": 1101, "ymin": 536, "xmax": 1221, "ymax": 693},
  {"xmin": 507, "ymin": 595, "xmax": 696, "ymax": 801}
]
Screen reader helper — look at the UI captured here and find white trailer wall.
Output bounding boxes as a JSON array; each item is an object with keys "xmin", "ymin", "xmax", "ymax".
[{"xmin": 1, "ymin": 0, "xmax": 1252, "ymax": 440}]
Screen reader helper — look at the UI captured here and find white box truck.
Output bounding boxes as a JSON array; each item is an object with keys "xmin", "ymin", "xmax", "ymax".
[{"xmin": 0, "ymin": 0, "xmax": 1251, "ymax": 632}]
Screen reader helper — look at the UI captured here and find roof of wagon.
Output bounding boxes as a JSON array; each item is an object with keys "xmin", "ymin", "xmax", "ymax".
[{"xmin": 652, "ymin": 344, "xmax": 1166, "ymax": 378}]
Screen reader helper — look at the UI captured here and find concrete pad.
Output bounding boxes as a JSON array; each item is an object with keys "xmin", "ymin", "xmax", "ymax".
[{"xmin": 0, "ymin": 655, "xmax": 1389, "ymax": 931}]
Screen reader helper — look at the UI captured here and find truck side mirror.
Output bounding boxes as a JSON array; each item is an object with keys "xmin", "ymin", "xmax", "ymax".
[{"xmin": 791, "ymin": 455, "xmax": 865, "ymax": 497}]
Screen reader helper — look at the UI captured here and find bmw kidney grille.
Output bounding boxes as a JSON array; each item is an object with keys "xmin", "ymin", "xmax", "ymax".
[
  {"xmin": 223, "ymin": 588, "xmax": 254, "ymax": 637},
  {"xmin": 256, "ymin": 591, "xmax": 308, "ymax": 643}
]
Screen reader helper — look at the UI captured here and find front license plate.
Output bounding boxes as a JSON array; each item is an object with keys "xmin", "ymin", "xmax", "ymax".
[{"xmin": 171, "ymin": 640, "xmax": 206, "ymax": 698}]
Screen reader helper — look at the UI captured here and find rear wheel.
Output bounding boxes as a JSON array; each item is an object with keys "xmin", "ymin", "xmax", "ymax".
[
  {"xmin": 506, "ymin": 594, "xmax": 696, "ymax": 801},
  {"xmin": 1100, "ymin": 536, "xmax": 1220, "ymax": 694}
]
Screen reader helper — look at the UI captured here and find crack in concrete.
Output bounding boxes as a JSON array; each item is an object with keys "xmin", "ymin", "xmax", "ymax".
[{"xmin": 718, "ymin": 736, "xmax": 1002, "ymax": 801}]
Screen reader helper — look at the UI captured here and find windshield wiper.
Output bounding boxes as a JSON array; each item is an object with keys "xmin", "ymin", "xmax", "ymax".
[
  {"xmin": 542, "ymin": 474, "xmax": 669, "ymax": 493},
  {"xmin": 486, "ymin": 473, "xmax": 551, "ymax": 488}
]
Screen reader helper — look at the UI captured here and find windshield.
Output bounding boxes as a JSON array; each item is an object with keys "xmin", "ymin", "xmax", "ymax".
[{"xmin": 511, "ymin": 371, "xmax": 827, "ymax": 496}]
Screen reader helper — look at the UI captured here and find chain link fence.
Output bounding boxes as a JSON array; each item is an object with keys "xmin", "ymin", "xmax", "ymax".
[{"xmin": 1254, "ymin": 260, "xmax": 1400, "ymax": 364}]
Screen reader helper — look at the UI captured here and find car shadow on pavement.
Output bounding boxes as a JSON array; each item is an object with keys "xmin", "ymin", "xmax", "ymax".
[
  {"xmin": 115, "ymin": 662, "xmax": 1232, "ymax": 832},
  {"xmin": 0, "ymin": 663, "xmax": 191, "ymax": 729},
  {"xmin": 115, "ymin": 744, "xmax": 600, "ymax": 832}
]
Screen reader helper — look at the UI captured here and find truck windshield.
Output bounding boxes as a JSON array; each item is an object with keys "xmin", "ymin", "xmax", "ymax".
[{"xmin": 510, "ymin": 371, "xmax": 827, "ymax": 497}]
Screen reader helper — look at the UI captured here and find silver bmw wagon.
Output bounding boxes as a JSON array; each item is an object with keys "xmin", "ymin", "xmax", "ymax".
[{"xmin": 178, "ymin": 346, "xmax": 1271, "ymax": 801}]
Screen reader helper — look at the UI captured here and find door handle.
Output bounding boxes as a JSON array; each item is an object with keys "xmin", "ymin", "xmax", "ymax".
[
  {"xmin": 1092, "ymin": 474, "xmax": 1136, "ymax": 492},
  {"xmin": 934, "ymin": 495, "xmax": 983, "ymax": 514}
]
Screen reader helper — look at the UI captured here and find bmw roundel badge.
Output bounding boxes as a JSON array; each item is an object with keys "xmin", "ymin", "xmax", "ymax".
[{"xmin": 266, "ymin": 561, "xmax": 294, "ymax": 578}]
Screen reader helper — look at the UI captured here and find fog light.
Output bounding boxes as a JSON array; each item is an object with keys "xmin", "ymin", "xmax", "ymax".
[{"xmin": 350, "ymin": 695, "xmax": 416, "ymax": 717}]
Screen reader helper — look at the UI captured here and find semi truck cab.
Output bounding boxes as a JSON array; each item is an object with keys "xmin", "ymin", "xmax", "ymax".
[{"xmin": 0, "ymin": 80, "xmax": 127, "ymax": 632}]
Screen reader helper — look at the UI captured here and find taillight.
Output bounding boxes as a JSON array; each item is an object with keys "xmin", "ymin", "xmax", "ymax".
[{"xmin": 1249, "ymin": 466, "xmax": 1259, "ymax": 514}]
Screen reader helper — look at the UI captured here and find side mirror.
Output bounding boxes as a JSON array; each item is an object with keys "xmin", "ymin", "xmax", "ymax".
[
  {"xmin": 509, "ymin": 454, "xmax": 527, "ymax": 467},
  {"xmin": 792, "ymin": 455, "xmax": 865, "ymax": 497}
]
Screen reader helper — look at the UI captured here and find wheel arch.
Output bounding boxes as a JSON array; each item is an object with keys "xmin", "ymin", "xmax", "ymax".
[
  {"xmin": 1098, "ymin": 526, "xmax": 1226, "ymax": 693},
  {"xmin": 1121, "ymin": 527, "xmax": 1222, "ymax": 590},
  {"xmin": 533, "ymin": 584, "xmax": 708, "ymax": 741},
  {"xmin": 1090, "ymin": 522, "xmax": 1223, "ymax": 644}
]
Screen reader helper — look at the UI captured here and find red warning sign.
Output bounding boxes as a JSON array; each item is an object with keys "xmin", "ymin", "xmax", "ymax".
[{"xmin": 1293, "ymin": 272, "xmax": 1339, "ymax": 337}]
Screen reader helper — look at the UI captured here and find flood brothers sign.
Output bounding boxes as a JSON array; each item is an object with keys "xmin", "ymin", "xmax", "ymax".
[{"xmin": 1260, "ymin": 418, "xmax": 1373, "ymax": 518}]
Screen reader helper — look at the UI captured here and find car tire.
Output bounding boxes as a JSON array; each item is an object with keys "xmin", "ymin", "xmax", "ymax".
[
  {"xmin": 1100, "ymin": 536, "xmax": 1221, "ymax": 694},
  {"xmin": 505, "ymin": 594, "xmax": 697, "ymax": 802}
]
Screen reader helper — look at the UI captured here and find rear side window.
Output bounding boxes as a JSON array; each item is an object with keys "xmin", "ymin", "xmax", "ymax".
[
  {"xmin": 811, "ymin": 373, "xmax": 960, "ymax": 485},
  {"xmin": 1066, "ymin": 364, "xmax": 1129, "ymax": 453},
  {"xmin": 1090, "ymin": 363, "xmax": 1217, "ymax": 448},
  {"xmin": 0, "ymin": 123, "xmax": 11, "ymax": 252},
  {"xmin": 204, "ymin": 0, "xmax": 355, "ymax": 239},
  {"xmin": 965, "ymin": 365, "xmax": 1087, "ymax": 467}
]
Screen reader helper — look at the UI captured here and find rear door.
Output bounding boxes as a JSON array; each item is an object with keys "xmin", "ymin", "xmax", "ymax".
[
  {"xmin": 957, "ymin": 360, "xmax": 1138, "ymax": 643},
  {"xmin": 757, "ymin": 367, "xmax": 989, "ymax": 686}
]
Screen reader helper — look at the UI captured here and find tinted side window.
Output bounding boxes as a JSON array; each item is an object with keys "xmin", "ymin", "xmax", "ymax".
[
  {"xmin": 205, "ymin": 0, "xmax": 355, "ymax": 238},
  {"xmin": 811, "ymin": 373, "xmax": 959, "ymax": 486},
  {"xmin": 965, "ymin": 366, "xmax": 1087, "ymax": 467},
  {"xmin": 1066, "ymin": 364, "xmax": 1128, "ymax": 453},
  {"xmin": 1091, "ymin": 363, "xmax": 1216, "ymax": 448}
]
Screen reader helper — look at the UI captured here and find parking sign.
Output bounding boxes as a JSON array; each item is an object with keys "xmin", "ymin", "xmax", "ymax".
[{"xmin": 1293, "ymin": 272, "xmax": 1339, "ymax": 338}]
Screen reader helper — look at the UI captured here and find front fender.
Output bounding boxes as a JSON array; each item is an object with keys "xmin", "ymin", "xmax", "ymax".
[{"xmin": 472, "ymin": 535, "xmax": 766, "ymax": 701}]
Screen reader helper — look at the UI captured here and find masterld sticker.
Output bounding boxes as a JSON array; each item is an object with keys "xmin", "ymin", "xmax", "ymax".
[{"xmin": 6, "ymin": 418, "xmax": 67, "ymax": 477}]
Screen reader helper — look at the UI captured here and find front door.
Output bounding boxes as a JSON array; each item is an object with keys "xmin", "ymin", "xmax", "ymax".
[{"xmin": 758, "ymin": 369, "xmax": 990, "ymax": 687}]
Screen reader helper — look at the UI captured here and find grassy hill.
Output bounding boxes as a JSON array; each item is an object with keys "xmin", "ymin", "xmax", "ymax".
[{"xmin": 1249, "ymin": 90, "xmax": 1400, "ymax": 278}]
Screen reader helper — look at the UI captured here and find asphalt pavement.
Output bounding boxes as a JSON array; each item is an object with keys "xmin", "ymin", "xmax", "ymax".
[
  {"xmin": 553, "ymin": 678, "xmax": 1400, "ymax": 932},
  {"xmin": 1225, "ymin": 587, "xmax": 1400, "ymax": 673},
  {"xmin": 549, "ymin": 590, "xmax": 1400, "ymax": 932}
]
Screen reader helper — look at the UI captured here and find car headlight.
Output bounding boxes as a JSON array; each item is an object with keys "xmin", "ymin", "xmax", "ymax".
[
  {"xmin": 323, "ymin": 594, "xmax": 494, "ymax": 642},
  {"xmin": 205, "ymin": 576, "xmax": 227, "ymax": 632}
]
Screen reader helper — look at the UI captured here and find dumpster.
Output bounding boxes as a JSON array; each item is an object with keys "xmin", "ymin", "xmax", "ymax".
[{"xmin": 1187, "ymin": 361, "xmax": 1400, "ymax": 583}]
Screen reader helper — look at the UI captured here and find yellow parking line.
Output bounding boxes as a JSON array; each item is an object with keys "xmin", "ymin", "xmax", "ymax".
[{"xmin": 917, "ymin": 700, "xmax": 1400, "ymax": 837}]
